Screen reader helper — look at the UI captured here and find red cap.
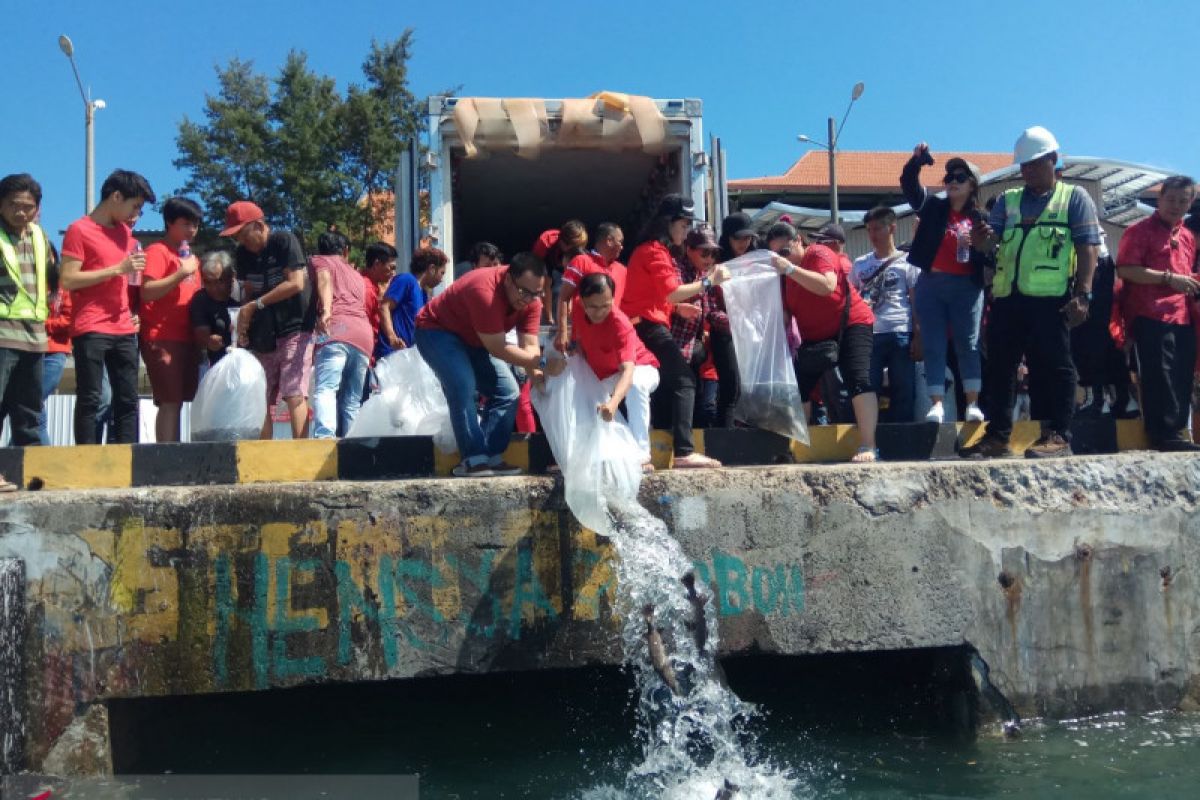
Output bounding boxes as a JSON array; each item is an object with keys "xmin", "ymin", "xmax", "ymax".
[
  {"xmin": 532, "ymin": 229, "xmax": 559, "ymax": 259},
  {"xmin": 220, "ymin": 201, "xmax": 265, "ymax": 237}
]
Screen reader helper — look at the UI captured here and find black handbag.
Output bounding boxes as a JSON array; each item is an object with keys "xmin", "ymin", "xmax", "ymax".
[
  {"xmin": 793, "ymin": 274, "xmax": 852, "ymax": 376},
  {"xmin": 247, "ymin": 305, "xmax": 277, "ymax": 353}
]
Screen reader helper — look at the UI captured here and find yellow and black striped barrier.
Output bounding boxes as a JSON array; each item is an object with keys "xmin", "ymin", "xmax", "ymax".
[{"xmin": 0, "ymin": 418, "xmax": 1156, "ymax": 492}]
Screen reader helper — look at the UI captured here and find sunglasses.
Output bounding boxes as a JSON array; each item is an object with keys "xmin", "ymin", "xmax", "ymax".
[{"xmin": 943, "ymin": 172, "xmax": 972, "ymax": 185}]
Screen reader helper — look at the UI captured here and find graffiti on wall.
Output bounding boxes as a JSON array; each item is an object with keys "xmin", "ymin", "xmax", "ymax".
[{"xmin": 45, "ymin": 510, "xmax": 805, "ymax": 693}]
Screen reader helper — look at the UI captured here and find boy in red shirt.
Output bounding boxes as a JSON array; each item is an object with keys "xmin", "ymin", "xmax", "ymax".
[
  {"xmin": 139, "ymin": 197, "xmax": 202, "ymax": 442},
  {"xmin": 547, "ymin": 272, "xmax": 659, "ymax": 464},
  {"xmin": 60, "ymin": 169, "xmax": 156, "ymax": 444}
]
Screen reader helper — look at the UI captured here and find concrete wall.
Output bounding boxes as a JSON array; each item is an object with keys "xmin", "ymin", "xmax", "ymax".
[{"xmin": 1, "ymin": 453, "xmax": 1197, "ymax": 774}]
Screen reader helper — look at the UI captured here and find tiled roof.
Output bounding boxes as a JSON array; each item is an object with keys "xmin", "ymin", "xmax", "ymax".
[{"xmin": 729, "ymin": 150, "xmax": 1013, "ymax": 194}]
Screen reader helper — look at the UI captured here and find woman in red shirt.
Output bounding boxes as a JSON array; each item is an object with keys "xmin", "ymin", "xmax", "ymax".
[
  {"xmin": 771, "ymin": 223, "xmax": 880, "ymax": 462},
  {"xmin": 620, "ymin": 195, "xmax": 729, "ymax": 468}
]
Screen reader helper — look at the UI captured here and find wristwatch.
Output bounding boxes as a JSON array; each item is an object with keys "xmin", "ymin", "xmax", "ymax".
[
  {"xmin": 537, "ymin": 355, "xmax": 547, "ymax": 370},
  {"xmin": 255, "ymin": 297, "xmax": 266, "ymax": 311},
  {"xmin": 700, "ymin": 276, "xmax": 712, "ymax": 291},
  {"xmin": 1073, "ymin": 290, "xmax": 1093, "ymax": 303}
]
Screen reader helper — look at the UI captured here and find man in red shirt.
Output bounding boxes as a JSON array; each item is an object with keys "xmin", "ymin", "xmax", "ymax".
[
  {"xmin": 139, "ymin": 197, "xmax": 202, "ymax": 442},
  {"xmin": 60, "ymin": 169, "xmax": 156, "ymax": 444},
  {"xmin": 415, "ymin": 253, "xmax": 547, "ymax": 477},
  {"xmin": 1117, "ymin": 175, "xmax": 1200, "ymax": 451},
  {"xmin": 548, "ymin": 271, "xmax": 659, "ymax": 463}
]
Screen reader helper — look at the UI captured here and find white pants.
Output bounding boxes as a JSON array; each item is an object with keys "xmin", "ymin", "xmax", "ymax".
[{"xmin": 601, "ymin": 365, "xmax": 659, "ymax": 460}]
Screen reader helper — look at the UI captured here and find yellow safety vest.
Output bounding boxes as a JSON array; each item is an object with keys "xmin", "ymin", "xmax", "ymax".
[
  {"xmin": 993, "ymin": 181, "xmax": 1076, "ymax": 299},
  {"xmin": 0, "ymin": 222, "xmax": 49, "ymax": 322}
]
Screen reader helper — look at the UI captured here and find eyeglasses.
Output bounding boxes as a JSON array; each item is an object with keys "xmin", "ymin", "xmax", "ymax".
[
  {"xmin": 511, "ymin": 281, "xmax": 540, "ymax": 301},
  {"xmin": 943, "ymin": 172, "xmax": 971, "ymax": 185}
]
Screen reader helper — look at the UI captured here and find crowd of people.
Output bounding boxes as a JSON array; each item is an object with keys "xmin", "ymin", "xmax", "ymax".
[{"xmin": 1, "ymin": 123, "xmax": 1198, "ymax": 483}]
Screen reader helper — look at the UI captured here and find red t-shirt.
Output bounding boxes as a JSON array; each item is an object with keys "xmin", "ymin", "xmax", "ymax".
[
  {"xmin": 139, "ymin": 241, "xmax": 200, "ymax": 342},
  {"xmin": 362, "ymin": 273, "xmax": 381, "ymax": 362},
  {"xmin": 571, "ymin": 302, "xmax": 658, "ymax": 380},
  {"xmin": 784, "ymin": 244, "xmax": 874, "ymax": 342},
  {"xmin": 45, "ymin": 291, "xmax": 73, "ymax": 355},
  {"xmin": 416, "ymin": 265, "xmax": 541, "ymax": 348},
  {"xmin": 61, "ymin": 216, "xmax": 137, "ymax": 337},
  {"xmin": 621, "ymin": 241, "xmax": 678, "ymax": 326},
  {"xmin": 312, "ymin": 255, "xmax": 375, "ymax": 358},
  {"xmin": 562, "ymin": 253, "xmax": 627, "ymax": 309},
  {"xmin": 1117, "ymin": 214, "xmax": 1197, "ymax": 326},
  {"xmin": 930, "ymin": 208, "xmax": 974, "ymax": 276}
]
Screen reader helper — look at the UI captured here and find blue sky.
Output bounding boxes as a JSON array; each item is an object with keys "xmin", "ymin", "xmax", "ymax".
[{"xmin": 5, "ymin": 0, "xmax": 1197, "ymax": 238}]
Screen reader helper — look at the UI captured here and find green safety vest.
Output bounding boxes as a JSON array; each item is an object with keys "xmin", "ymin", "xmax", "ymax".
[
  {"xmin": 0, "ymin": 222, "xmax": 48, "ymax": 322},
  {"xmin": 993, "ymin": 181, "xmax": 1076, "ymax": 299}
]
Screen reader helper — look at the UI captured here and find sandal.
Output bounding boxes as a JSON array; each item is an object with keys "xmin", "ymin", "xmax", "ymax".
[{"xmin": 850, "ymin": 446, "xmax": 879, "ymax": 464}]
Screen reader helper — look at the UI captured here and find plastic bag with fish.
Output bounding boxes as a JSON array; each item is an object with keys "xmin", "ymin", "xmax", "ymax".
[
  {"xmin": 190, "ymin": 349, "xmax": 268, "ymax": 441},
  {"xmin": 531, "ymin": 354, "xmax": 643, "ymax": 532},
  {"xmin": 345, "ymin": 348, "xmax": 455, "ymax": 452},
  {"xmin": 719, "ymin": 249, "xmax": 810, "ymax": 444}
]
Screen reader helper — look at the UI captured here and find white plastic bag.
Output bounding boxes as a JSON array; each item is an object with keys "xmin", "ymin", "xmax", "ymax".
[
  {"xmin": 720, "ymin": 250, "xmax": 810, "ymax": 444},
  {"xmin": 531, "ymin": 356, "xmax": 643, "ymax": 532},
  {"xmin": 346, "ymin": 348, "xmax": 456, "ymax": 452},
  {"xmin": 190, "ymin": 350, "xmax": 268, "ymax": 441}
]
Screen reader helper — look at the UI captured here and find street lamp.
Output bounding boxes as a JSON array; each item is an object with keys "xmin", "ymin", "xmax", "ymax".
[
  {"xmin": 58, "ymin": 34, "xmax": 106, "ymax": 213},
  {"xmin": 797, "ymin": 81, "xmax": 866, "ymax": 225}
]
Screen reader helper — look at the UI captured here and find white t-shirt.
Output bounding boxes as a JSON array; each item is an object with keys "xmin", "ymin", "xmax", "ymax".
[{"xmin": 850, "ymin": 252, "xmax": 920, "ymax": 335}]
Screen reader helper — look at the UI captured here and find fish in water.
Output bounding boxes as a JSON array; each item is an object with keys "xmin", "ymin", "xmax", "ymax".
[
  {"xmin": 643, "ymin": 604, "xmax": 681, "ymax": 695},
  {"xmin": 714, "ymin": 778, "xmax": 740, "ymax": 799},
  {"xmin": 681, "ymin": 571, "xmax": 709, "ymax": 655}
]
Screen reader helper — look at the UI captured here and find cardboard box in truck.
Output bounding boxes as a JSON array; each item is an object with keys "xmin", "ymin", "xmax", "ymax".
[{"xmin": 409, "ymin": 94, "xmax": 708, "ymax": 277}]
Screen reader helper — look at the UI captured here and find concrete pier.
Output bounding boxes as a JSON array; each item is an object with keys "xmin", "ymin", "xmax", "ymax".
[{"xmin": 0, "ymin": 450, "xmax": 1197, "ymax": 775}]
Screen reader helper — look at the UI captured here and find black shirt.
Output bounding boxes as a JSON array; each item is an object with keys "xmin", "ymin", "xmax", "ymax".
[
  {"xmin": 235, "ymin": 230, "xmax": 315, "ymax": 343},
  {"xmin": 189, "ymin": 291, "xmax": 240, "ymax": 365}
]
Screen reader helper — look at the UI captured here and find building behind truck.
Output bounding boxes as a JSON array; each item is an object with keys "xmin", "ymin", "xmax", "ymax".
[{"xmin": 394, "ymin": 93, "xmax": 719, "ymax": 281}]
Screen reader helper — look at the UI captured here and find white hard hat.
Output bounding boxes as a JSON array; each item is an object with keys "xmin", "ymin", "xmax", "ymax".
[{"xmin": 1013, "ymin": 126, "xmax": 1060, "ymax": 165}]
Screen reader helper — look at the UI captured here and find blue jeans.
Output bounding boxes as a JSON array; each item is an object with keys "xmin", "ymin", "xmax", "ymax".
[
  {"xmin": 415, "ymin": 327, "xmax": 518, "ymax": 467},
  {"xmin": 913, "ymin": 271, "xmax": 983, "ymax": 398},
  {"xmin": 311, "ymin": 342, "xmax": 371, "ymax": 439},
  {"xmin": 870, "ymin": 332, "xmax": 916, "ymax": 422},
  {"xmin": 39, "ymin": 352, "xmax": 67, "ymax": 445}
]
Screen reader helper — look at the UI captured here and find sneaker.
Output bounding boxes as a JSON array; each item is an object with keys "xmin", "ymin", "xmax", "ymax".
[
  {"xmin": 925, "ymin": 403, "xmax": 945, "ymax": 424},
  {"xmin": 965, "ymin": 403, "xmax": 985, "ymax": 422},
  {"xmin": 0, "ymin": 475, "xmax": 16, "ymax": 493},
  {"xmin": 489, "ymin": 460, "xmax": 524, "ymax": 476},
  {"xmin": 673, "ymin": 452, "xmax": 722, "ymax": 469},
  {"xmin": 960, "ymin": 435, "xmax": 1012, "ymax": 459},
  {"xmin": 452, "ymin": 462, "xmax": 494, "ymax": 478},
  {"xmin": 1155, "ymin": 439, "xmax": 1200, "ymax": 453},
  {"xmin": 1024, "ymin": 433, "xmax": 1072, "ymax": 459}
]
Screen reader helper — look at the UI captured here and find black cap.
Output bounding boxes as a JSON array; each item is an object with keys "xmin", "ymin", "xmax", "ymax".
[
  {"xmin": 812, "ymin": 223, "xmax": 846, "ymax": 244},
  {"xmin": 655, "ymin": 193, "xmax": 695, "ymax": 220},
  {"xmin": 944, "ymin": 157, "xmax": 981, "ymax": 184},
  {"xmin": 721, "ymin": 212, "xmax": 755, "ymax": 239}
]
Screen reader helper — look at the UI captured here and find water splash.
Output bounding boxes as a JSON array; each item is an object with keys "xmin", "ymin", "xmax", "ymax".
[{"xmin": 573, "ymin": 495, "xmax": 799, "ymax": 799}]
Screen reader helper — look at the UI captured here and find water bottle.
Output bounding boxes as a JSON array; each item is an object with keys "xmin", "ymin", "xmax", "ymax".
[
  {"xmin": 955, "ymin": 221, "xmax": 971, "ymax": 264},
  {"xmin": 127, "ymin": 241, "xmax": 144, "ymax": 286},
  {"xmin": 179, "ymin": 240, "xmax": 194, "ymax": 284}
]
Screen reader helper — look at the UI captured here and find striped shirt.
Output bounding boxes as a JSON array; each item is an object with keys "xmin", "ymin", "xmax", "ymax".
[{"xmin": 0, "ymin": 226, "xmax": 48, "ymax": 352}]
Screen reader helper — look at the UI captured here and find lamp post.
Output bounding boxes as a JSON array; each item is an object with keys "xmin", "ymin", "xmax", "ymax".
[
  {"xmin": 58, "ymin": 34, "xmax": 106, "ymax": 213},
  {"xmin": 797, "ymin": 82, "xmax": 866, "ymax": 225}
]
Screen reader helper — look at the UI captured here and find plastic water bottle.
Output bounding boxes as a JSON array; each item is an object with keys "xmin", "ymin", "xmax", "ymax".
[
  {"xmin": 955, "ymin": 221, "xmax": 971, "ymax": 263},
  {"xmin": 179, "ymin": 240, "xmax": 194, "ymax": 284},
  {"xmin": 127, "ymin": 241, "xmax": 144, "ymax": 286}
]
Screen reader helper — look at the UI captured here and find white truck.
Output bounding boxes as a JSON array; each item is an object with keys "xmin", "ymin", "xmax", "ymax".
[{"xmin": 394, "ymin": 94, "xmax": 725, "ymax": 273}]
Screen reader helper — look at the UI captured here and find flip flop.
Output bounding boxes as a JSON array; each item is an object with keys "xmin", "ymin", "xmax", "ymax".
[{"xmin": 850, "ymin": 447, "xmax": 879, "ymax": 464}]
